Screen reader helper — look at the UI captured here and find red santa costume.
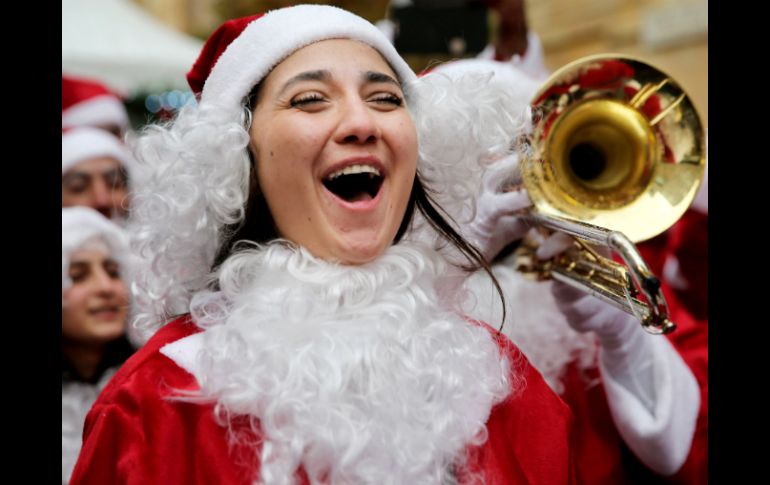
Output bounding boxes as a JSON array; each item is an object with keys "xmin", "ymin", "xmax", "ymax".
[
  {"xmin": 426, "ymin": 57, "xmax": 706, "ymax": 484},
  {"xmin": 71, "ymin": 6, "xmax": 579, "ymax": 484}
]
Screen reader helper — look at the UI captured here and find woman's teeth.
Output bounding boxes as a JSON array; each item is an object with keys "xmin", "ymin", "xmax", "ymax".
[
  {"xmin": 326, "ymin": 164, "xmax": 381, "ymax": 181},
  {"xmin": 323, "ymin": 164, "xmax": 384, "ymax": 202}
]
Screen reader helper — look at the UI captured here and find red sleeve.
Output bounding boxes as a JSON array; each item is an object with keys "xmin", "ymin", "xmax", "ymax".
[
  {"xmin": 462, "ymin": 327, "xmax": 578, "ymax": 485},
  {"xmin": 663, "ymin": 289, "xmax": 709, "ymax": 484},
  {"xmin": 71, "ymin": 401, "xmax": 145, "ymax": 485},
  {"xmin": 69, "ymin": 317, "xmax": 260, "ymax": 485},
  {"xmin": 559, "ymin": 364, "xmax": 631, "ymax": 484}
]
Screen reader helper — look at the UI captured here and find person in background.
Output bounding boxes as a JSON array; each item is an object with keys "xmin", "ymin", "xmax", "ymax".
[
  {"xmin": 62, "ymin": 207, "xmax": 135, "ymax": 484},
  {"xmin": 62, "ymin": 127, "xmax": 134, "ymax": 223}
]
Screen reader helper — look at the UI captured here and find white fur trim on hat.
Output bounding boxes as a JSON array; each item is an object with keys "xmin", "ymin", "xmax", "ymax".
[
  {"xmin": 432, "ymin": 58, "xmax": 541, "ymax": 101},
  {"xmin": 200, "ymin": 5, "xmax": 417, "ymax": 112},
  {"xmin": 62, "ymin": 127, "xmax": 133, "ymax": 176},
  {"xmin": 62, "ymin": 95, "xmax": 130, "ymax": 131},
  {"xmin": 62, "ymin": 207, "xmax": 130, "ymax": 293}
]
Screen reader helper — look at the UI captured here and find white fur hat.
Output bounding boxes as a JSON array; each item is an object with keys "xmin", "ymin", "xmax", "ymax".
[
  {"xmin": 61, "ymin": 127, "xmax": 134, "ymax": 177},
  {"xmin": 62, "ymin": 207, "xmax": 130, "ymax": 293}
]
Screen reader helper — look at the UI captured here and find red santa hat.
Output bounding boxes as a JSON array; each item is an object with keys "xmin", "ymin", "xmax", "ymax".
[
  {"xmin": 62, "ymin": 75, "xmax": 130, "ymax": 132},
  {"xmin": 61, "ymin": 127, "xmax": 133, "ymax": 177},
  {"xmin": 186, "ymin": 5, "xmax": 416, "ymax": 112}
]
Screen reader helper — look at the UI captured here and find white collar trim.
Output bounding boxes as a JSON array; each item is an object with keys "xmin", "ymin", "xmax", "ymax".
[{"xmin": 160, "ymin": 332, "xmax": 206, "ymax": 378}]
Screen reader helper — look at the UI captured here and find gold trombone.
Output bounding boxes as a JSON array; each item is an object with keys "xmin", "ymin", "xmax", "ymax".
[{"xmin": 512, "ymin": 54, "xmax": 705, "ymax": 335}]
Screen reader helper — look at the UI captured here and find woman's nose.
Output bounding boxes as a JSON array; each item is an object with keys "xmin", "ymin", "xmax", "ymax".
[
  {"xmin": 92, "ymin": 267, "xmax": 117, "ymax": 294},
  {"xmin": 334, "ymin": 98, "xmax": 381, "ymax": 144},
  {"xmin": 91, "ymin": 177, "xmax": 113, "ymax": 211}
]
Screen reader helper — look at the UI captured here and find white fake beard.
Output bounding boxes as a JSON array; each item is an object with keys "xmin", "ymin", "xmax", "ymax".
[
  {"xmin": 187, "ymin": 241, "xmax": 512, "ymax": 485},
  {"xmin": 461, "ymin": 253, "xmax": 599, "ymax": 395}
]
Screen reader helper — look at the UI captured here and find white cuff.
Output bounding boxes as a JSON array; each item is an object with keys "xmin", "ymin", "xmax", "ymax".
[
  {"xmin": 160, "ymin": 332, "xmax": 206, "ymax": 379},
  {"xmin": 600, "ymin": 336, "xmax": 700, "ymax": 475}
]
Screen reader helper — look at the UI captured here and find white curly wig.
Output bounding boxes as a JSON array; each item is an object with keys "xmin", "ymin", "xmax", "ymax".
[
  {"xmin": 412, "ymin": 59, "xmax": 540, "ymax": 225},
  {"xmin": 128, "ymin": 5, "xmax": 531, "ymax": 334}
]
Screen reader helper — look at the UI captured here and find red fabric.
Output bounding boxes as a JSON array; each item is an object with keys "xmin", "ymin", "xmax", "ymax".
[
  {"xmin": 186, "ymin": 14, "xmax": 263, "ymax": 96},
  {"xmin": 637, "ymin": 232, "xmax": 670, "ymax": 280},
  {"xmin": 666, "ymin": 210, "xmax": 708, "ymax": 320},
  {"xmin": 71, "ymin": 316, "xmax": 578, "ymax": 484},
  {"xmin": 637, "ymin": 211, "xmax": 708, "ymax": 482},
  {"xmin": 638, "ymin": 208, "xmax": 708, "ymax": 321},
  {"xmin": 560, "ymin": 365, "xmax": 628, "ymax": 484},
  {"xmin": 662, "ymin": 286, "xmax": 708, "ymax": 484},
  {"xmin": 62, "ymin": 75, "xmax": 121, "ymax": 112}
]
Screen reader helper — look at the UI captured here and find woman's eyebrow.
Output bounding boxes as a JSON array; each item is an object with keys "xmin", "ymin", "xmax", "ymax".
[
  {"xmin": 276, "ymin": 69, "xmax": 400, "ymax": 96},
  {"xmin": 363, "ymin": 71, "xmax": 400, "ymax": 88},
  {"xmin": 278, "ymin": 70, "xmax": 331, "ymax": 96}
]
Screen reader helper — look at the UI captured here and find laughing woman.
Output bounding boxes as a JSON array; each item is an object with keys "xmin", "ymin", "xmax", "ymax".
[{"xmin": 71, "ymin": 6, "xmax": 576, "ymax": 484}]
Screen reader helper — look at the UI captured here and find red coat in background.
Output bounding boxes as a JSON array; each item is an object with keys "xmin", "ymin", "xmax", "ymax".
[{"xmin": 638, "ymin": 208, "xmax": 708, "ymax": 322}]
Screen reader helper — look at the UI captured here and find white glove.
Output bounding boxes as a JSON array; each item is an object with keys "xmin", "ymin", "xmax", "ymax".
[
  {"xmin": 551, "ymin": 281, "xmax": 700, "ymax": 475},
  {"xmin": 534, "ymin": 232, "xmax": 575, "ymax": 261},
  {"xmin": 465, "ymin": 153, "xmax": 533, "ymax": 261},
  {"xmin": 550, "ymin": 282, "xmax": 656, "ymax": 403}
]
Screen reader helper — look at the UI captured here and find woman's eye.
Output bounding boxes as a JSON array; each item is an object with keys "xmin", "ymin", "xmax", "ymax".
[
  {"xmin": 69, "ymin": 264, "xmax": 89, "ymax": 283},
  {"xmin": 104, "ymin": 261, "xmax": 122, "ymax": 279},
  {"xmin": 369, "ymin": 93, "xmax": 403, "ymax": 107},
  {"xmin": 290, "ymin": 93, "xmax": 325, "ymax": 108},
  {"xmin": 103, "ymin": 168, "xmax": 129, "ymax": 190},
  {"xmin": 62, "ymin": 173, "xmax": 90, "ymax": 194}
]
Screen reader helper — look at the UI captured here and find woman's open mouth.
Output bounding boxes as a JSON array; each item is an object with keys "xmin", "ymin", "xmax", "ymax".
[
  {"xmin": 89, "ymin": 305, "xmax": 122, "ymax": 321},
  {"xmin": 322, "ymin": 164, "xmax": 384, "ymax": 204}
]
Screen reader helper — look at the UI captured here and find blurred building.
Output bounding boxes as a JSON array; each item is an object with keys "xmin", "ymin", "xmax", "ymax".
[
  {"xmin": 132, "ymin": 0, "xmax": 707, "ymax": 122},
  {"xmin": 527, "ymin": 0, "xmax": 707, "ymax": 123}
]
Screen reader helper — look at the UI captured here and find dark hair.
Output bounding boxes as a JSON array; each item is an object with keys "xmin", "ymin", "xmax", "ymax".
[{"xmin": 61, "ymin": 334, "xmax": 135, "ymax": 384}]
